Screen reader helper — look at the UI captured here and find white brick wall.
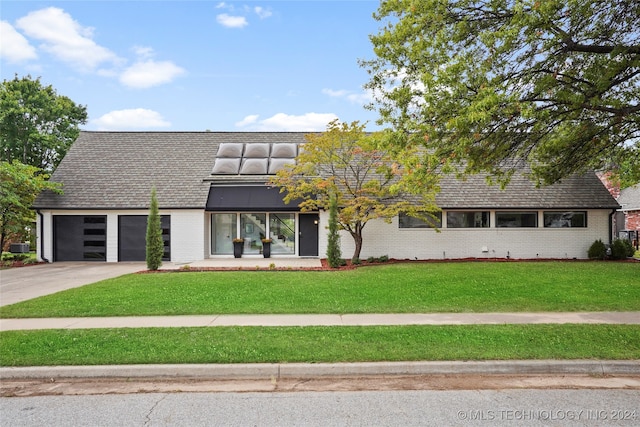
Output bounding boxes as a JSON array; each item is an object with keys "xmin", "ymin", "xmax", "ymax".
[
  {"xmin": 39, "ymin": 209, "xmax": 207, "ymax": 263},
  {"xmin": 320, "ymin": 209, "xmax": 613, "ymax": 260},
  {"xmin": 169, "ymin": 210, "xmax": 206, "ymax": 263},
  {"xmin": 39, "ymin": 208, "xmax": 612, "ymax": 262}
]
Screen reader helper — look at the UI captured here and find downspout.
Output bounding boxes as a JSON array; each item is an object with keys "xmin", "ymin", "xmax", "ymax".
[
  {"xmin": 609, "ymin": 209, "xmax": 617, "ymax": 245},
  {"xmin": 36, "ymin": 210, "xmax": 50, "ymax": 263}
]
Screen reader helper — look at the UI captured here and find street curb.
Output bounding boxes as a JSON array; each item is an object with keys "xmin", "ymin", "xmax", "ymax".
[{"xmin": 1, "ymin": 360, "xmax": 639, "ymax": 380}]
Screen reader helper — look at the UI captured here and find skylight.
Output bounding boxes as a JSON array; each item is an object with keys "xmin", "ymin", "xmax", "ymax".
[{"xmin": 211, "ymin": 143, "xmax": 297, "ymax": 175}]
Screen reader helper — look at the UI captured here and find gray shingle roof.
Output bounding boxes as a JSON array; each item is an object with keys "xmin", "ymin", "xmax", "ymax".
[
  {"xmin": 436, "ymin": 171, "xmax": 620, "ymax": 209},
  {"xmin": 34, "ymin": 131, "xmax": 308, "ymax": 209},
  {"xmin": 34, "ymin": 131, "xmax": 619, "ymax": 210},
  {"xmin": 617, "ymin": 184, "xmax": 640, "ymax": 211}
]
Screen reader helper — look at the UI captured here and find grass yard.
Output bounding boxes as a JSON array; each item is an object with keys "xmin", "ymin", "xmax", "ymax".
[
  {"xmin": 1, "ymin": 262, "xmax": 638, "ymax": 318},
  {"xmin": 1, "ymin": 324, "xmax": 638, "ymax": 366}
]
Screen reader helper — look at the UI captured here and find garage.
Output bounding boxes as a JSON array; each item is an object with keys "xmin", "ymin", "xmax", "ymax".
[
  {"xmin": 53, "ymin": 216, "xmax": 107, "ymax": 261},
  {"xmin": 118, "ymin": 215, "xmax": 171, "ymax": 262}
]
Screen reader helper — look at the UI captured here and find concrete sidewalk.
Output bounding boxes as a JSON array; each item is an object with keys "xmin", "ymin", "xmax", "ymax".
[{"xmin": 2, "ymin": 311, "xmax": 639, "ymax": 331}]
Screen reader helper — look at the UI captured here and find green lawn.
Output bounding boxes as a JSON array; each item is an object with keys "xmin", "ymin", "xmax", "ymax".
[
  {"xmin": 2, "ymin": 262, "xmax": 638, "ymax": 366},
  {"xmin": 1, "ymin": 262, "xmax": 638, "ymax": 318},
  {"xmin": 1, "ymin": 324, "xmax": 638, "ymax": 366}
]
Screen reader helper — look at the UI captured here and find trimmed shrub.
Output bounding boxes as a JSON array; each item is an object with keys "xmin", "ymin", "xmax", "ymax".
[
  {"xmin": 610, "ymin": 239, "xmax": 633, "ymax": 260},
  {"xmin": 146, "ymin": 187, "xmax": 164, "ymax": 270},
  {"xmin": 326, "ymin": 193, "xmax": 342, "ymax": 268},
  {"xmin": 587, "ymin": 239, "xmax": 607, "ymax": 260}
]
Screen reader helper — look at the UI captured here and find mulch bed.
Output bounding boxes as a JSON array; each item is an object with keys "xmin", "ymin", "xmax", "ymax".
[{"xmin": 136, "ymin": 256, "xmax": 639, "ymax": 273}]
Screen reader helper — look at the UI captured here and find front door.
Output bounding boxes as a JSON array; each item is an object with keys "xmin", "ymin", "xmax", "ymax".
[{"xmin": 299, "ymin": 213, "xmax": 319, "ymax": 256}]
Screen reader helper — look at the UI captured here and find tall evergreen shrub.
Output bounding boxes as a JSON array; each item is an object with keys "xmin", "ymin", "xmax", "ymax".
[
  {"xmin": 326, "ymin": 193, "xmax": 342, "ymax": 268},
  {"xmin": 146, "ymin": 187, "xmax": 164, "ymax": 270}
]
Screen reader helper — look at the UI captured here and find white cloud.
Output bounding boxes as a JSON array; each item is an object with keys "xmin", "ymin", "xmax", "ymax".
[
  {"xmin": 216, "ymin": 13, "xmax": 248, "ymax": 28},
  {"xmin": 119, "ymin": 60, "xmax": 186, "ymax": 89},
  {"xmin": 92, "ymin": 108, "xmax": 171, "ymax": 130},
  {"xmin": 15, "ymin": 7, "xmax": 121, "ymax": 71},
  {"xmin": 254, "ymin": 7, "xmax": 272, "ymax": 19},
  {"xmin": 235, "ymin": 115, "xmax": 260, "ymax": 127},
  {"xmin": 132, "ymin": 45, "xmax": 155, "ymax": 59},
  {"xmin": 236, "ymin": 113, "xmax": 337, "ymax": 131},
  {"xmin": 0, "ymin": 21, "xmax": 37, "ymax": 63},
  {"xmin": 322, "ymin": 88, "xmax": 373, "ymax": 105},
  {"xmin": 214, "ymin": 3, "xmax": 272, "ymax": 27}
]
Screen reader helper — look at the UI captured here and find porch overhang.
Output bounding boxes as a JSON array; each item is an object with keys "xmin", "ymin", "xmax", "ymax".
[{"xmin": 206, "ymin": 185, "xmax": 302, "ymax": 211}]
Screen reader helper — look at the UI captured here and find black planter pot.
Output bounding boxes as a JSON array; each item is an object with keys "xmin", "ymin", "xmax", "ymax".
[
  {"xmin": 262, "ymin": 241, "xmax": 271, "ymax": 258},
  {"xmin": 233, "ymin": 241, "xmax": 243, "ymax": 258}
]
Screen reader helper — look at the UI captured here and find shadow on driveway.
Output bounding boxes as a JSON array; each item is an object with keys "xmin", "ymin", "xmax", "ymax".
[{"xmin": 0, "ymin": 262, "xmax": 145, "ymax": 307}]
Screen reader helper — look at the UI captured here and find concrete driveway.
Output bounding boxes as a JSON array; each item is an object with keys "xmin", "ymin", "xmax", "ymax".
[{"xmin": 0, "ymin": 262, "xmax": 145, "ymax": 307}]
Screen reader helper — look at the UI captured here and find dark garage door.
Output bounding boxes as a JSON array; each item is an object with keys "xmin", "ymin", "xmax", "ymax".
[
  {"xmin": 118, "ymin": 215, "xmax": 171, "ymax": 261},
  {"xmin": 54, "ymin": 215, "xmax": 107, "ymax": 261}
]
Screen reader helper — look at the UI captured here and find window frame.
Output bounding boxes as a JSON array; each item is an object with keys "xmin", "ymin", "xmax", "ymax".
[
  {"xmin": 495, "ymin": 211, "xmax": 538, "ymax": 228},
  {"xmin": 446, "ymin": 211, "xmax": 490, "ymax": 228},
  {"xmin": 398, "ymin": 212, "xmax": 442, "ymax": 229},
  {"xmin": 543, "ymin": 211, "xmax": 587, "ymax": 228}
]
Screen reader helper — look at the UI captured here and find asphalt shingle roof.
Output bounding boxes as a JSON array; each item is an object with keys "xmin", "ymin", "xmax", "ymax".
[
  {"xmin": 34, "ymin": 131, "xmax": 309, "ymax": 209},
  {"xmin": 617, "ymin": 184, "xmax": 640, "ymax": 211},
  {"xmin": 34, "ymin": 131, "xmax": 619, "ymax": 210},
  {"xmin": 435, "ymin": 171, "xmax": 620, "ymax": 209}
]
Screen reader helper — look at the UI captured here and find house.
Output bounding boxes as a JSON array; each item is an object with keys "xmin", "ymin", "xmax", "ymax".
[
  {"xmin": 616, "ymin": 184, "xmax": 640, "ymax": 247},
  {"xmin": 597, "ymin": 172, "xmax": 640, "ymax": 248},
  {"xmin": 33, "ymin": 131, "xmax": 620, "ymax": 263}
]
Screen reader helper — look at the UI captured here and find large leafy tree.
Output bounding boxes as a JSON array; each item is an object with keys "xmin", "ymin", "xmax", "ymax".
[
  {"xmin": 0, "ymin": 75, "xmax": 87, "ymax": 172},
  {"xmin": 362, "ymin": 0, "xmax": 640, "ymax": 185},
  {"xmin": 269, "ymin": 120, "xmax": 440, "ymax": 261},
  {"xmin": 0, "ymin": 161, "xmax": 62, "ymax": 252}
]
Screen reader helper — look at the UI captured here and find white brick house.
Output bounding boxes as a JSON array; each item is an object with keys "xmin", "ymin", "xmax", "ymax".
[{"xmin": 33, "ymin": 131, "xmax": 620, "ymax": 263}]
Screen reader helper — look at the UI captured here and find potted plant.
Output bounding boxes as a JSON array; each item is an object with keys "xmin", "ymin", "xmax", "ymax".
[
  {"xmin": 232, "ymin": 238, "xmax": 244, "ymax": 258},
  {"xmin": 261, "ymin": 238, "xmax": 272, "ymax": 258}
]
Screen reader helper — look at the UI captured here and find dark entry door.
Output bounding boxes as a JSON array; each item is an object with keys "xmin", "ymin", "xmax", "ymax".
[
  {"xmin": 54, "ymin": 215, "xmax": 106, "ymax": 261},
  {"xmin": 118, "ymin": 215, "xmax": 171, "ymax": 261},
  {"xmin": 299, "ymin": 213, "xmax": 319, "ymax": 256}
]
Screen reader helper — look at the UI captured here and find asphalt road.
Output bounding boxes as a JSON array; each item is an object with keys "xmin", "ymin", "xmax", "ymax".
[{"xmin": 2, "ymin": 389, "xmax": 639, "ymax": 426}]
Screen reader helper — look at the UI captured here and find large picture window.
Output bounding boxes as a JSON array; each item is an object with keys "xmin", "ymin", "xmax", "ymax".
[
  {"xmin": 399, "ymin": 212, "xmax": 442, "ymax": 228},
  {"xmin": 496, "ymin": 212, "xmax": 538, "ymax": 228},
  {"xmin": 446, "ymin": 211, "xmax": 489, "ymax": 228},
  {"xmin": 211, "ymin": 213, "xmax": 237, "ymax": 255},
  {"xmin": 211, "ymin": 213, "xmax": 297, "ymax": 255},
  {"xmin": 544, "ymin": 211, "xmax": 587, "ymax": 228}
]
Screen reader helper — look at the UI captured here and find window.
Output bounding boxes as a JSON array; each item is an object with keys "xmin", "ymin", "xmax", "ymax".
[
  {"xmin": 269, "ymin": 213, "xmax": 296, "ymax": 254},
  {"xmin": 544, "ymin": 211, "xmax": 587, "ymax": 228},
  {"xmin": 241, "ymin": 213, "xmax": 266, "ymax": 254},
  {"xmin": 211, "ymin": 213, "xmax": 237, "ymax": 255},
  {"xmin": 211, "ymin": 212, "xmax": 298, "ymax": 255},
  {"xmin": 399, "ymin": 212, "xmax": 442, "ymax": 228},
  {"xmin": 446, "ymin": 211, "xmax": 489, "ymax": 228},
  {"xmin": 496, "ymin": 212, "xmax": 538, "ymax": 228}
]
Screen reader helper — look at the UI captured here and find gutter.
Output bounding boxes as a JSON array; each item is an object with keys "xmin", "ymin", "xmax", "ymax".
[{"xmin": 36, "ymin": 210, "xmax": 49, "ymax": 263}]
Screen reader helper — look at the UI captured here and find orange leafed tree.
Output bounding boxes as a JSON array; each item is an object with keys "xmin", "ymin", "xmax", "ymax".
[{"xmin": 269, "ymin": 119, "xmax": 440, "ymax": 261}]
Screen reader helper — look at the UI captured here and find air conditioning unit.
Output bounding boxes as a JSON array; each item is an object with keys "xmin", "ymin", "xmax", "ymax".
[{"xmin": 9, "ymin": 243, "xmax": 30, "ymax": 253}]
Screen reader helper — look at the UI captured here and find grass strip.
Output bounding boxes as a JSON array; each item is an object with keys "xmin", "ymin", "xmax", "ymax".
[
  {"xmin": 1, "ymin": 324, "xmax": 638, "ymax": 366},
  {"xmin": 1, "ymin": 262, "xmax": 639, "ymax": 318}
]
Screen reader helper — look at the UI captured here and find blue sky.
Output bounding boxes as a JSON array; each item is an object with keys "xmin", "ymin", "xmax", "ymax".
[{"xmin": 1, "ymin": 1, "xmax": 383, "ymax": 131}]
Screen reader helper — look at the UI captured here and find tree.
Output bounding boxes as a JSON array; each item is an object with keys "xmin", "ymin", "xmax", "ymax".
[
  {"xmin": 326, "ymin": 192, "xmax": 342, "ymax": 267},
  {"xmin": 0, "ymin": 161, "xmax": 61, "ymax": 252},
  {"xmin": 269, "ymin": 120, "xmax": 440, "ymax": 261},
  {"xmin": 1, "ymin": 75, "xmax": 87, "ymax": 172},
  {"xmin": 362, "ymin": 0, "xmax": 640, "ymax": 185},
  {"xmin": 146, "ymin": 187, "xmax": 164, "ymax": 271}
]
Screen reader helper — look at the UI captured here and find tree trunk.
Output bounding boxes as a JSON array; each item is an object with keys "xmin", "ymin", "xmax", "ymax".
[{"xmin": 351, "ymin": 231, "xmax": 363, "ymax": 262}]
